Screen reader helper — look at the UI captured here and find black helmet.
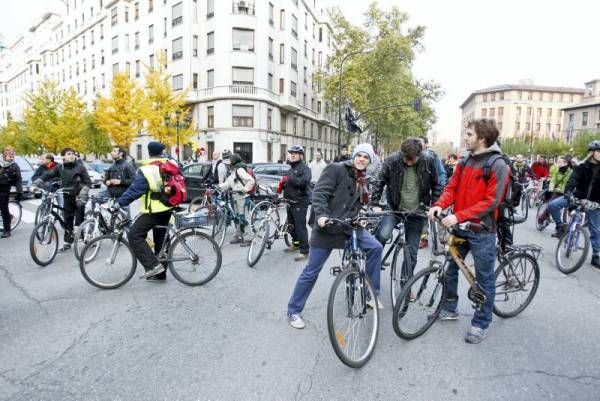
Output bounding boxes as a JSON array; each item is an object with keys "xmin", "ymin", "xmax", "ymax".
[
  {"xmin": 589, "ymin": 140, "xmax": 600, "ymax": 151},
  {"xmin": 222, "ymin": 149, "xmax": 232, "ymax": 159},
  {"xmin": 288, "ymin": 145, "xmax": 304, "ymax": 154}
]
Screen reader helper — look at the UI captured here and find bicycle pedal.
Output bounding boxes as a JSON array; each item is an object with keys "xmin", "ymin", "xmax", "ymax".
[{"xmin": 330, "ymin": 266, "xmax": 342, "ymax": 276}]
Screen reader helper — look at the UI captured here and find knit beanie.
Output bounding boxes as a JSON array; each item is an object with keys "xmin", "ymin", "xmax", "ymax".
[
  {"xmin": 148, "ymin": 141, "xmax": 166, "ymax": 157},
  {"xmin": 352, "ymin": 143, "xmax": 374, "ymax": 162}
]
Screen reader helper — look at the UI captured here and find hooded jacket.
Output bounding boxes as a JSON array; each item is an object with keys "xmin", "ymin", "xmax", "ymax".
[
  {"xmin": 565, "ymin": 158, "xmax": 600, "ymax": 203},
  {"xmin": 283, "ymin": 159, "xmax": 311, "ymax": 204}
]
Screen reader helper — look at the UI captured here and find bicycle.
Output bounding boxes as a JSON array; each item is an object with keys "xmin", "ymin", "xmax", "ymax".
[
  {"xmin": 326, "ymin": 215, "xmax": 380, "ymax": 368},
  {"xmin": 0, "ymin": 197, "xmax": 22, "ymax": 232},
  {"xmin": 210, "ymin": 188, "xmax": 249, "ymax": 248},
  {"xmin": 535, "ymin": 192, "xmax": 568, "ymax": 231},
  {"xmin": 79, "ymin": 207, "xmax": 222, "ymax": 289},
  {"xmin": 392, "ymin": 215, "xmax": 540, "ymax": 340},
  {"xmin": 554, "ymin": 197, "xmax": 597, "ymax": 274},
  {"xmin": 246, "ymin": 197, "xmax": 295, "ymax": 267},
  {"xmin": 188, "ymin": 183, "xmax": 214, "ymax": 213}
]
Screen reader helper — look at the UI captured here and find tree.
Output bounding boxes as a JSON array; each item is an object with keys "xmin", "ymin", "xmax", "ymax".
[
  {"xmin": 533, "ymin": 139, "xmax": 569, "ymax": 158},
  {"xmin": 80, "ymin": 114, "xmax": 112, "ymax": 158},
  {"xmin": 571, "ymin": 131, "xmax": 599, "ymax": 159},
  {"xmin": 316, "ymin": 3, "xmax": 442, "ymax": 150},
  {"xmin": 54, "ymin": 88, "xmax": 87, "ymax": 150},
  {"xmin": 23, "ymin": 81, "xmax": 64, "ymax": 152},
  {"xmin": 0, "ymin": 116, "xmax": 36, "ymax": 154},
  {"xmin": 500, "ymin": 137, "xmax": 530, "ymax": 157},
  {"xmin": 94, "ymin": 72, "xmax": 146, "ymax": 148},
  {"xmin": 143, "ymin": 52, "xmax": 194, "ymax": 147}
]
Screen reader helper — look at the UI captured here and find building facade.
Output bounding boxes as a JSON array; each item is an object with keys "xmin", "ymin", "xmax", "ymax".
[
  {"xmin": 561, "ymin": 79, "xmax": 600, "ymax": 142},
  {"xmin": 460, "ymin": 84, "xmax": 584, "ymax": 148},
  {"xmin": 0, "ymin": 0, "xmax": 341, "ymax": 162}
]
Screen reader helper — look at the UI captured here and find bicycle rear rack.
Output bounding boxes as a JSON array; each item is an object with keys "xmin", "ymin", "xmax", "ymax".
[{"xmin": 506, "ymin": 244, "xmax": 542, "ymax": 261}]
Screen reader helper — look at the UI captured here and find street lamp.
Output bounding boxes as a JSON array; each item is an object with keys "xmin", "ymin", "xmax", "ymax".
[
  {"xmin": 164, "ymin": 111, "xmax": 193, "ymax": 162},
  {"xmin": 337, "ymin": 48, "xmax": 373, "ymax": 155}
]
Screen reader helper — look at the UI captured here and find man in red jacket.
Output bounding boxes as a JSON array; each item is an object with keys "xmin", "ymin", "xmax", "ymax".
[{"xmin": 428, "ymin": 118, "xmax": 510, "ymax": 344}]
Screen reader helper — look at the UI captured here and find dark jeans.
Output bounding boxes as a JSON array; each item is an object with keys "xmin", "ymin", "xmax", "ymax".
[
  {"xmin": 128, "ymin": 211, "xmax": 172, "ymax": 278},
  {"xmin": 375, "ymin": 214, "xmax": 426, "ymax": 275},
  {"xmin": 0, "ymin": 191, "xmax": 10, "ymax": 232},
  {"xmin": 63, "ymin": 195, "xmax": 86, "ymax": 242},
  {"xmin": 288, "ymin": 203, "xmax": 309, "ymax": 254},
  {"xmin": 287, "ymin": 229, "xmax": 382, "ymax": 316},
  {"xmin": 442, "ymin": 229, "xmax": 497, "ymax": 330}
]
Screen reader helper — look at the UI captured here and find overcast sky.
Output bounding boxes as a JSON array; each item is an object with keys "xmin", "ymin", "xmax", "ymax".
[{"xmin": 2, "ymin": 0, "xmax": 598, "ymax": 145}]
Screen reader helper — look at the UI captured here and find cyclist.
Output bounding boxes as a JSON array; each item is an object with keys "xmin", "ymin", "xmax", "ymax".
[
  {"xmin": 103, "ymin": 146, "xmax": 136, "ymax": 217},
  {"xmin": 531, "ymin": 155, "xmax": 550, "ymax": 190},
  {"xmin": 537, "ymin": 156, "xmax": 572, "ymax": 225},
  {"xmin": 514, "ymin": 154, "xmax": 535, "ymax": 184},
  {"xmin": 287, "ymin": 143, "xmax": 383, "ymax": 329},
  {"xmin": 208, "ymin": 150, "xmax": 229, "ymax": 185},
  {"xmin": 218, "ymin": 152, "xmax": 255, "ymax": 245},
  {"xmin": 0, "ymin": 146, "xmax": 23, "ymax": 238},
  {"xmin": 548, "ymin": 141, "xmax": 600, "ymax": 268},
  {"xmin": 333, "ymin": 144, "xmax": 350, "ymax": 162},
  {"xmin": 32, "ymin": 147, "xmax": 91, "ymax": 251},
  {"xmin": 31, "ymin": 153, "xmax": 58, "ymax": 182},
  {"xmin": 280, "ymin": 145, "xmax": 312, "ymax": 261},
  {"xmin": 371, "ymin": 137, "xmax": 442, "ymax": 272},
  {"xmin": 115, "ymin": 141, "xmax": 177, "ymax": 282},
  {"xmin": 428, "ymin": 118, "xmax": 510, "ymax": 344}
]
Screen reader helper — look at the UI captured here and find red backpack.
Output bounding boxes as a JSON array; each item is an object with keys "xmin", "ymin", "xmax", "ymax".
[
  {"xmin": 150, "ymin": 159, "xmax": 188, "ymax": 206},
  {"xmin": 234, "ymin": 166, "xmax": 257, "ymax": 195}
]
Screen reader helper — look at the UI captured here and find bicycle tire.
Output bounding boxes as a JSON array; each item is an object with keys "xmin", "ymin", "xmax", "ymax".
[
  {"xmin": 74, "ymin": 219, "xmax": 100, "ymax": 261},
  {"xmin": 555, "ymin": 225, "xmax": 590, "ymax": 274},
  {"xmin": 528, "ymin": 192, "xmax": 536, "ymax": 209},
  {"xmin": 5, "ymin": 202, "xmax": 22, "ymax": 231},
  {"xmin": 79, "ymin": 234, "xmax": 136, "ymax": 289},
  {"xmin": 211, "ymin": 210, "xmax": 227, "ymax": 248},
  {"xmin": 390, "ymin": 244, "xmax": 411, "ymax": 308},
  {"xmin": 493, "ymin": 252, "xmax": 540, "ymax": 318},
  {"xmin": 29, "ymin": 220, "xmax": 59, "ymax": 267},
  {"xmin": 535, "ymin": 203, "xmax": 550, "ymax": 231},
  {"xmin": 392, "ymin": 265, "xmax": 444, "ymax": 340},
  {"xmin": 34, "ymin": 201, "xmax": 51, "ymax": 225},
  {"xmin": 327, "ymin": 268, "xmax": 379, "ymax": 368},
  {"xmin": 168, "ymin": 230, "xmax": 222, "ymax": 286},
  {"xmin": 188, "ymin": 195, "xmax": 209, "ymax": 213},
  {"xmin": 247, "ymin": 220, "xmax": 270, "ymax": 267},
  {"xmin": 284, "ymin": 231, "xmax": 293, "ymax": 247}
]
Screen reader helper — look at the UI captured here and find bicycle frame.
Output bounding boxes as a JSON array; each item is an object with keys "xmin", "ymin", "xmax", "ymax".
[
  {"xmin": 564, "ymin": 207, "xmax": 586, "ymax": 257},
  {"xmin": 153, "ymin": 219, "xmax": 200, "ymax": 264}
]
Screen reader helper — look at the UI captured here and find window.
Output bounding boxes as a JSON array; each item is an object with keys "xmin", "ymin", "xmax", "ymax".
[
  {"xmin": 126, "ymin": 62, "xmax": 131, "ymax": 75},
  {"xmin": 149, "ymin": 54, "xmax": 155, "ymax": 68},
  {"xmin": 279, "ymin": 78, "xmax": 284, "ymax": 94},
  {"xmin": 135, "ymin": 2, "xmax": 139, "ymax": 19},
  {"xmin": 172, "ymin": 37, "xmax": 183, "ymax": 60},
  {"xmin": 91, "ymin": 29, "xmax": 95, "ymax": 45},
  {"xmin": 112, "ymin": 63, "xmax": 119, "ymax": 75},
  {"xmin": 546, "ymin": 123, "xmax": 551, "ymax": 133},
  {"xmin": 280, "ymin": 9, "xmax": 285, "ymax": 30},
  {"xmin": 135, "ymin": 60, "xmax": 140, "ymax": 77},
  {"xmin": 291, "ymin": 47, "xmax": 297, "ymax": 70},
  {"xmin": 207, "ymin": 0, "xmax": 214, "ymax": 18},
  {"xmin": 232, "ymin": 67, "xmax": 253, "ymax": 85},
  {"xmin": 102, "ymin": 73, "xmax": 105, "ymax": 88},
  {"xmin": 280, "ymin": 112, "xmax": 287, "ymax": 132},
  {"xmin": 148, "ymin": 25, "xmax": 154, "ymax": 43},
  {"xmin": 207, "ymin": 106, "xmax": 214, "ymax": 127},
  {"xmin": 499, "ymin": 92, "xmax": 504, "ymax": 100},
  {"xmin": 91, "ymin": 54, "xmax": 95, "ymax": 69},
  {"xmin": 268, "ymin": 73, "xmax": 273, "ymax": 91},
  {"xmin": 164, "ymin": 17, "xmax": 167, "ymax": 37},
  {"xmin": 135, "ymin": 32, "xmax": 140, "ymax": 49},
  {"xmin": 207, "ymin": 69, "xmax": 214, "ymax": 87},
  {"xmin": 149, "ymin": 0, "xmax": 154, "ymax": 12},
  {"xmin": 516, "ymin": 106, "xmax": 521, "ymax": 117},
  {"xmin": 318, "ymin": 51, "xmax": 322, "ymax": 67},
  {"xmin": 82, "ymin": 36, "xmax": 86, "ymax": 50},
  {"xmin": 172, "ymin": 2, "xmax": 183, "ymax": 26},
  {"xmin": 125, "ymin": 6, "xmax": 129, "ymax": 22},
  {"xmin": 112, "ymin": 36, "xmax": 119, "ymax": 54},
  {"xmin": 233, "ymin": 28, "xmax": 254, "ymax": 51},
  {"xmin": 193, "ymin": 35, "xmax": 198, "ymax": 57},
  {"xmin": 111, "ymin": 7, "xmax": 117, "ymax": 25},
  {"xmin": 498, "ymin": 107, "xmax": 503, "ymax": 117},
  {"xmin": 582, "ymin": 112, "xmax": 588, "ymax": 126},
  {"xmin": 101, "ymin": 49, "xmax": 105, "ymax": 65},
  {"xmin": 125, "ymin": 34, "xmax": 130, "ymax": 51},
  {"xmin": 193, "ymin": 73, "xmax": 198, "ymax": 89},
  {"xmin": 268, "ymin": 37, "xmax": 274, "ymax": 60},
  {"xmin": 302, "ymin": 119, "xmax": 306, "ymax": 136},
  {"xmin": 172, "ymin": 74, "xmax": 183, "ymax": 91},
  {"xmin": 547, "ymin": 108, "xmax": 552, "ymax": 118},
  {"xmin": 293, "ymin": 117, "xmax": 297, "ymax": 134},
  {"xmin": 100, "ymin": 24, "xmax": 104, "ymax": 39},
  {"xmin": 303, "ymin": 67, "xmax": 307, "ymax": 84},
  {"xmin": 304, "ymin": 40, "xmax": 307, "ymax": 57},
  {"xmin": 232, "ymin": 105, "xmax": 254, "ymax": 127},
  {"xmin": 269, "ymin": 3, "xmax": 274, "ymax": 25},
  {"xmin": 267, "ymin": 108, "xmax": 272, "ymax": 130},
  {"xmin": 290, "ymin": 81, "xmax": 297, "ymax": 97},
  {"xmin": 303, "ymin": 94, "xmax": 306, "ymax": 107},
  {"xmin": 291, "ymin": 14, "xmax": 298, "ymax": 38},
  {"xmin": 279, "ymin": 44, "xmax": 285, "ymax": 63},
  {"xmin": 207, "ymin": 32, "xmax": 214, "ymax": 54}
]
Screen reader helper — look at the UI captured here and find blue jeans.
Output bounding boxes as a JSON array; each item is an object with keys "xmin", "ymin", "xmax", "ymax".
[
  {"xmin": 587, "ymin": 209, "xmax": 600, "ymax": 256},
  {"xmin": 287, "ymin": 229, "xmax": 383, "ymax": 316},
  {"xmin": 442, "ymin": 229, "xmax": 497, "ymax": 330},
  {"xmin": 548, "ymin": 195, "xmax": 569, "ymax": 228}
]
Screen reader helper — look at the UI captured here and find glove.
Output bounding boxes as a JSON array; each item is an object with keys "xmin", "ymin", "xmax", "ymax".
[
  {"xmin": 109, "ymin": 203, "xmax": 121, "ymax": 213},
  {"xmin": 14, "ymin": 192, "xmax": 22, "ymax": 202},
  {"xmin": 277, "ymin": 176, "xmax": 289, "ymax": 194}
]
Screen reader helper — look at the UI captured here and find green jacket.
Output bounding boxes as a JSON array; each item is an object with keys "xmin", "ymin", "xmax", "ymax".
[{"xmin": 550, "ymin": 167, "xmax": 572, "ymax": 193}]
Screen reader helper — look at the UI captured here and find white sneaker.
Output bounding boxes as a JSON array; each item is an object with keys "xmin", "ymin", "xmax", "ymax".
[
  {"xmin": 367, "ymin": 297, "xmax": 384, "ymax": 310},
  {"xmin": 288, "ymin": 313, "xmax": 306, "ymax": 329}
]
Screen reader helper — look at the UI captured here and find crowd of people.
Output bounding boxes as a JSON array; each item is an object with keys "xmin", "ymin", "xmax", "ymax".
[{"xmin": 1, "ymin": 118, "xmax": 599, "ymax": 344}]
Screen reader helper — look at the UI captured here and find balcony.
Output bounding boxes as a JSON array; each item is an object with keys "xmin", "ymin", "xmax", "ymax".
[
  {"xmin": 232, "ymin": 1, "xmax": 255, "ymax": 15},
  {"xmin": 281, "ymin": 95, "xmax": 300, "ymax": 111},
  {"xmin": 189, "ymin": 85, "xmax": 280, "ymax": 104}
]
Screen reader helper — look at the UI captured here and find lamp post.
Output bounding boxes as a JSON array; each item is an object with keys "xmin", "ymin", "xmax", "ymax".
[
  {"xmin": 164, "ymin": 111, "xmax": 192, "ymax": 163},
  {"xmin": 337, "ymin": 48, "xmax": 373, "ymax": 155}
]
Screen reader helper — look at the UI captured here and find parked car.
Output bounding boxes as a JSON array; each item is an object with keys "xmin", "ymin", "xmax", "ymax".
[
  {"xmin": 85, "ymin": 165, "xmax": 104, "ymax": 188},
  {"xmin": 181, "ymin": 162, "xmax": 211, "ymax": 199},
  {"xmin": 8, "ymin": 156, "xmax": 35, "ymax": 199},
  {"xmin": 250, "ymin": 163, "xmax": 290, "ymax": 192},
  {"xmin": 87, "ymin": 160, "xmax": 111, "ymax": 175}
]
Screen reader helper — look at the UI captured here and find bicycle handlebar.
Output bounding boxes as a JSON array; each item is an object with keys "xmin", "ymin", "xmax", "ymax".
[{"xmin": 432, "ymin": 211, "xmax": 490, "ymax": 233}]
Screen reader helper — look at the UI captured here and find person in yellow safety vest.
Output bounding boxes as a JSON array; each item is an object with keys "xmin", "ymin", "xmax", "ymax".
[{"xmin": 115, "ymin": 141, "xmax": 174, "ymax": 282}]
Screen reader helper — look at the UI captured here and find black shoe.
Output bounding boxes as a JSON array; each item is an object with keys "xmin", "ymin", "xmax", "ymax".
[
  {"xmin": 592, "ymin": 255, "xmax": 600, "ymax": 269},
  {"xmin": 1, "ymin": 231, "xmax": 11, "ymax": 239},
  {"xmin": 551, "ymin": 226, "xmax": 566, "ymax": 238},
  {"xmin": 146, "ymin": 276, "xmax": 167, "ymax": 283},
  {"xmin": 140, "ymin": 265, "xmax": 166, "ymax": 279},
  {"xmin": 59, "ymin": 243, "xmax": 72, "ymax": 252}
]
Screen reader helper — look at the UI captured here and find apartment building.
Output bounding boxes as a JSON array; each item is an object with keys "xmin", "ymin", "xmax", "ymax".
[
  {"xmin": 562, "ymin": 79, "xmax": 600, "ymax": 141},
  {"xmin": 460, "ymin": 84, "xmax": 584, "ymax": 148},
  {"xmin": 0, "ymin": 0, "xmax": 340, "ymax": 162}
]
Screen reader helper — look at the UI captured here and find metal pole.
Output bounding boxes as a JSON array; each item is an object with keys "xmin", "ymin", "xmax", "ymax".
[{"xmin": 176, "ymin": 119, "xmax": 180, "ymax": 163}]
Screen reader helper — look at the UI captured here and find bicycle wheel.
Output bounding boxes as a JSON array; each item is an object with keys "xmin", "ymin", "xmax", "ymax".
[
  {"xmin": 493, "ymin": 253, "xmax": 540, "ymax": 318},
  {"xmin": 250, "ymin": 200, "xmax": 277, "ymax": 234},
  {"xmin": 211, "ymin": 210, "xmax": 227, "ymax": 248},
  {"xmin": 247, "ymin": 220, "xmax": 270, "ymax": 267},
  {"xmin": 555, "ymin": 225, "xmax": 590, "ymax": 274},
  {"xmin": 29, "ymin": 220, "xmax": 59, "ymax": 266},
  {"xmin": 80, "ymin": 235, "xmax": 136, "ymax": 289},
  {"xmin": 327, "ymin": 268, "xmax": 379, "ymax": 368},
  {"xmin": 34, "ymin": 201, "xmax": 50, "ymax": 225},
  {"xmin": 168, "ymin": 230, "xmax": 222, "ymax": 286},
  {"xmin": 528, "ymin": 191, "xmax": 536, "ymax": 208},
  {"xmin": 535, "ymin": 203, "xmax": 550, "ymax": 231},
  {"xmin": 188, "ymin": 195, "xmax": 208, "ymax": 213},
  {"xmin": 392, "ymin": 265, "xmax": 444, "ymax": 340},
  {"xmin": 390, "ymin": 244, "xmax": 411, "ymax": 308},
  {"xmin": 74, "ymin": 219, "xmax": 100, "ymax": 261},
  {"xmin": 7, "ymin": 202, "xmax": 22, "ymax": 231},
  {"xmin": 520, "ymin": 195, "xmax": 529, "ymax": 219}
]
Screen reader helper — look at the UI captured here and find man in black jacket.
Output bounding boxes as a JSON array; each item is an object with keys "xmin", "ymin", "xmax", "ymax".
[
  {"xmin": 280, "ymin": 145, "xmax": 312, "ymax": 261},
  {"xmin": 33, "ymin": 147, "xmax": 91, "ymax": 251},
  {"xmin": 0, "ymin": 146, "xmax": 23, "ymax": 238},
  {"xmin": 287, "ymin": 143, "xmax": 383, "ymax": 329},
  {"xmin": 371, "ymin": 137, "xmax": 442, "ymax": 274},
  {"xmin": 333, "ymin": 144, "xmax": 350, "ymax": 162},
  {"xmin": 104, "ymin": 146, "xmax": 136, "ymax": 198}
]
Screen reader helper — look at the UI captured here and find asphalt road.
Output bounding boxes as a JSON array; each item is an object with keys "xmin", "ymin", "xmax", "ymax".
[{"xmin": 1, "ymin": 199, "xmax": 599, "ymax": 401}]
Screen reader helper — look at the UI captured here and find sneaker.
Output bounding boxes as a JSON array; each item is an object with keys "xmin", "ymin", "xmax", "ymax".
[
  {"xmin": 1, "ymin": 231, "xmax": 11, "ymax": 239},
  {"xmin": 592, "ymin": 255, "xmax": 600, "ymax": 269},
  {"xmin": 284, "ymin": 245, "xmax": 298, "ymax": 253},
  {"xmin": 59, "ymin": 243, "xmax": 72, "ymax": 252},
  {"xmin": 288, "ymin": 313, "xmax": 306, "ymax": 329},
  {"xmin": 294, "ymin": 253, "xmax": 308, "ymax": 261},
  {"xmin": 140, "ymin": 264, "xmax": 166, "ymax": 279},
  {"xmin": 437, "ymin": 309, "xmax": 459, "ymax": 321},
  {"xmin": 551, "ymin": 225, "xmax": 566, "ymax": 238},
  {"xmin": 419, "ymin": 238, "xmax": 428, "ymax": 249},
  {"xmin": 229, "ymin": 235, "xmax": 244, "ymax": 244},
  {"xmin": 146, "ymin": 276, "xmax": 167, "ymax": 283},
  {"xmin": 465, "ymin": 326, "xmax": 488, "ymax": 344},
  {"xmin": 366, "ymin": 297, "xmax": 384, "ymax": 310}
]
